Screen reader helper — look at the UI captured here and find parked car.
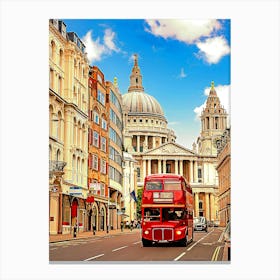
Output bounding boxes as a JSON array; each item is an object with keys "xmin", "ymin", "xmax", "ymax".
[
  {"xmin": 223, "ymin": 221, "xmax": 231, "ymax": 261},
  {"xmin": 194, "ymin": 216, "xmax": 208, "ymax": 232}
]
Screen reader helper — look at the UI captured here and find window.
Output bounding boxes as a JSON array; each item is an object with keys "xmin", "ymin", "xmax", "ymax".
[
  {"xmin": 101, "ymin": 159, "xmax": 106, "ymax": 174},
  {"xmin": 93, "ymin": 154, "xmax": 98, "ymax": 170},
  {"xmin": 49, "ymin": 68, "xmax": 54, "ymax": 89},
  {"xmin": 59, "ymin": 49, "xmax": 63, "ymax": 67},
  {"xmin": 164, "ymin": 180, "xmax": 181, "ymax": 190},
  {"xmin": 101, "ymin": 137, "xmax": 106, "ymax": 152},
  {"xmin": 101, "ymin": 118, "xmax": 107, "ymax": 130},
  {"xmin": 100, "ymin": 183, "xmax": 105, "ymax": 196},
  {"xmin": 110, "ymin": 90, "xmax": 121, "ymax": 112},
  {"xmin": 93, "ymin": 109, "xmax": 99, "ymax": 124},
  {"xmin": 93, "ymin": 131, "xmax": 99, "ymax": 147},
  {"xmin": 97, "ymin": 90, "xmax": 105, "ymax": 105},
  {"xmin": 58, "ymin": 76, "xmax": 62, "ymax": 94},
  {"xmin": 144, "ymin": 208, "xmax": 160, "ymax": 221},
  {"xmin": 146, "ymin": 181, "xmax": 163, "ymax": 190}
]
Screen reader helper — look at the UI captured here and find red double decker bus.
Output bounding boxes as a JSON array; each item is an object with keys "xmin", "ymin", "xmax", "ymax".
[{"xmin": 141, "ymin": 174, "xmax": 194, "ymax": 247}]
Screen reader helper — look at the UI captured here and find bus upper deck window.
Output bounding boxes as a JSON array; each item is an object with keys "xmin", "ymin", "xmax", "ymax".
[
  {"xmin": 164, "ymin": 180, "xmax": 181, "ymax": 190},
  {"xmin": 146, "ymin": 181, "xmax": 163, "ymax": 190}
]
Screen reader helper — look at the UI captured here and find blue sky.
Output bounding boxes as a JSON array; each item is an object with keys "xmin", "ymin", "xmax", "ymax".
[{"xmin": 62, "ymin": 19, "xmax": 230, "ymax": 148}]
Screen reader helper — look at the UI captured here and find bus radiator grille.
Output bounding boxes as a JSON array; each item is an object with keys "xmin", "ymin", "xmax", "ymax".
[{"xmin": 152, "ymin": 228, "xmax": 174, "ymax": 241}]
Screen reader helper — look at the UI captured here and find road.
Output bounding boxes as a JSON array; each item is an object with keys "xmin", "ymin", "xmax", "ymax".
[{"xmin": 49, "ymin": 227, "xmax": 226, "ymax": 262}]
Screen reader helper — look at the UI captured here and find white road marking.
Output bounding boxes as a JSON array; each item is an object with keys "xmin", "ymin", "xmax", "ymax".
[
  {"xmin": 50, "ymin": 248, "xmax": 57, "ymax": 250},
  {"xmin": 83, "ymin": 254, "xmax": 104, "ymax": 261},
  {"xmin": 174, "ymin": 252, "xmax": 186, "ymax": 261},
  {"xmin": 187, "ymin": 229, "xmax": 214, "ymax": 251},
  {"xmin": 133, "ymin": 241, "xmax": 142, "ymax": 245},
  {"xmin": 218, "ymin": 230, "xmax": 224, "ymax": 242},
  {"xmin": 112, "ymin": 246, "xmax": 128, "ymax": 252}
]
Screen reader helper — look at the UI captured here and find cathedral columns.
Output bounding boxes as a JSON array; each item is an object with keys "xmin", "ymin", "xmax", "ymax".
[
  {"xmin": 142, "ymin": 159, "xmax": 146, "ymax": 179},
  {"xmin": 194, "ymin": 161, "xmax": 198, "ymax": 183},
  {"xmin": 179, "ymin": 160, "xmax": 183, "ymax": 176},
  {"xmin": 163, "ymin": 160, "xmax": 166, "ymax": 173},
  {"xmin": 175, "ymin": 159, "xmax": 178, "ymax": 174},
  {"xmin": 152, "ymin": 137, "xmax": 156, "ymax": 149},
  {"xmin": 205, "ymin": 193, "xmax": 210, "ymax": 220},
  {"xmin": 210, "ymin": 193, "xmax": 215, "ymax": 221},
  {"xmin": 157, "ymin": 160, "xmax": 161, "ymax": 173},
  {"xmin": 194, "ymin": 192, "xmax": 199, "ymax": 217},
  {"xmin": 189, "ymin": 160, "xmax": 193, "ymax": 183},
  {"xmin": 147, "ymin": 159, "xmax": 151, "ymax": 175}
]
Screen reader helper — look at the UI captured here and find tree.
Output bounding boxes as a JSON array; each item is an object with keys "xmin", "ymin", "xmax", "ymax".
[{"xmin": 136, "ymin": 188, "xmax": 143, "ymax": 219}]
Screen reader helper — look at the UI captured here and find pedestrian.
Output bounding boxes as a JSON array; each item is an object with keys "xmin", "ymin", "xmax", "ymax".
[
  {"xmin": 130, "ymin": 220, "xmax": 133, "ymax": 231},
  {"xmin": 120, "ymin": 221, "xmax": 124, "ymax": 232},
  {"xmin": 73, "ymin": 223, "xmax": 77, "ymax": 238},
  {"xmin": 126, "ymin": 220, "xmax": 129, "ymax": 229}
]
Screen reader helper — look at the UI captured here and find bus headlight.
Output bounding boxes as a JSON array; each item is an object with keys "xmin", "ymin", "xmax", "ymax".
[
  {"xmin": 175, "ymin": 230, "xmax": 182, "ymax": 235},
  {"xmin": 144, "ymin": 230, "xmax": 150, "ymax": 235}
]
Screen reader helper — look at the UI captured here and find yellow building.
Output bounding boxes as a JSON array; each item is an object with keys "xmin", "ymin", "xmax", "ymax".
[
  {"xmin": 49, "ymin": 19, "xmax": 89, "ymax": 234},
  {"xmin": 216, "ymin": 128, "xmax": 231, "ymax": 227},
  {"xmin": 106, "ymin": 78, "xmax": 124, "ymax": 230}
]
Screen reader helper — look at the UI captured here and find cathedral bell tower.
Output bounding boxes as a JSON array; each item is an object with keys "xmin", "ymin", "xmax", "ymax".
[
  {"xmin": 128, "ymin": 54, "xmax": 144, "ymax": 92},
  {"xmin": 198, "ymin": 81, "xmax": 228, "ymax": 156}
]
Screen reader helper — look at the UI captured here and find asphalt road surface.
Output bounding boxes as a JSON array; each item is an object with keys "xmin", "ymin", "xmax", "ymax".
[{"xmin": 49, "ymin": 227, "xmax": 225, "ymax": 262}]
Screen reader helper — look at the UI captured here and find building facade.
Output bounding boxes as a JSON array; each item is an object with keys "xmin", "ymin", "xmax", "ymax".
[
  {"xmin": 216, "ymin": 128, "xmax": 231, "ymax": 227},
  {"xmin": 87, "ymin": 66, "xmax": 110, "ymax": 232},
  {"xmin": 106, "ymin": 78, "xmax": 124, "ymax": 230},
  {"xmin": 49, "ymin": 19, "xmax": 89, "ymax": 234}
]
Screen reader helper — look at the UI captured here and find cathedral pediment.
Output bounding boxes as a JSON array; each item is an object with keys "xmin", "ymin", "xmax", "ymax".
[{"xmin": 144, "ymin": 142, "xmax": 197, "ymax": 156}]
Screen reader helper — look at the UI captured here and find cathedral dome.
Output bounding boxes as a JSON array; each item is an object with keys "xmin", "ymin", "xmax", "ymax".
[
  {"xmin": 122, "ymin": 91, "xmax": 164, "ymax": 117},
  {"xmin": 123, "ymin": 54, "xmax": 165, "ymax": 118}
]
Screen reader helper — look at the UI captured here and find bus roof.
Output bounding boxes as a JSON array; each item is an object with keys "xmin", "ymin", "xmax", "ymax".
[{"xmin": 145, "ymin": 173, "xmax": 186, "ymax": 181}]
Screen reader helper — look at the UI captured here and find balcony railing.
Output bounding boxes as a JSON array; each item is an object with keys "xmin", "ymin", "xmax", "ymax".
[{"xmin": 49, "ymin": 160, "xmax": 67, "ymax": 172}]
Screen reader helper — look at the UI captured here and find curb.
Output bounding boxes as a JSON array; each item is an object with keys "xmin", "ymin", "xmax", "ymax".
[{"xmin": 49, "ymin": 229, "xmax": 140, "ymax": 243}]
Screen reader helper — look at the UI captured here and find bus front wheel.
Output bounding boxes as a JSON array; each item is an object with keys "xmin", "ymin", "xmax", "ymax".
[{"xmin": 142, "ymin": 238, "xmax": 152, "ymax": 247}]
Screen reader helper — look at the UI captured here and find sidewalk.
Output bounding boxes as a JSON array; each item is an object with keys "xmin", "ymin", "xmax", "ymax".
[{"xmin": 49, "ymin": 228, "xmax": 140, "ymax": 243}]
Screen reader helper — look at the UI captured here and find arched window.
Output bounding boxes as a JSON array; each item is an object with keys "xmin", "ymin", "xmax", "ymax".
[
  {"xmin": 93, "ymin": 108, "xmax": 100, "ymax": 124},
  {"xmin": 49, "ymin": 68, "xmax": 54, "ymax": 89},
  {"xmin": 49, "ymin": 145, "xmax": 52, "ymax": 161},
  {"xmin": 59, "ymin": 49, "xmax": 63, "ymax": 67},
  {"xmin": 206, "ymin": 117, "xmax": 210, "ymax": 129},
  {"xmin": 51, "ymin": 40, "xmax": 56, "ymax": 61},
  {"xmin": 82, "ymin": 124, "xmax": 86, "ymax": 149},
  {"xmin": 73, "ymin": 118, "xmax": 77, "ymax": 146},
  {"xmin": 215, "ymin": 117, "xmax": 219, "ymax": 129},
  {"xmin": 49, "ymin": 105, "xmax": 54, "ymax": 136},
  {"xmin": 57, "ymin": 111, "xmax": 62, "ymax": 141},
  {"xmin": 77, "ymin": 121, "xmax": 81, "ymax": 148},
  {"xmin": 77, "ymin": 157, "xmax": 80, "ymax": 183},
  {"xmin": 81, "ymin": 159, "xmax": 84, "ymax": 184},
  {"xmin": 56, "ymin": 149, "xmax": 61, "ymax": 161},
  {"xmin": 74, "ymin": 59, "xmax": 77, "ymax": 76},
  {"xmin": 72, "ymin": 155, "xmax": 76, "ymax": 181}
]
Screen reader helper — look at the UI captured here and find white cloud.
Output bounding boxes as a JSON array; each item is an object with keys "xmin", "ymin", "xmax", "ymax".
[
  {"xmin": 145, "ymin": 19, "xmax": 230, "ymax": 64},
  {"xmin": 194, "ymin": 84, "xmax": 230, "ymax": 125},
  {"xmin": 103, "ymin": 29, "xmax": 120, "ymax": 53},
  {"xmin": 81, "ymin": 28, "xmax": 120, "ymax": 63},
  {"xmin": 145, "ymin": 19, "xmax": 221, "ymax": 44},
  {"xmin": 178, "ymin": 68, "xmax": 187, "ymax": 79},
  {"xmin": 196, "ymin": 36, "xmax": 230, "ymax": 64}
]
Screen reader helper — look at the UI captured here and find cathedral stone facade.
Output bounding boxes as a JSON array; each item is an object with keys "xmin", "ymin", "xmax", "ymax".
[{"xmin": 122, "ymin": 54, "xmax": 228, "ymax": 222}]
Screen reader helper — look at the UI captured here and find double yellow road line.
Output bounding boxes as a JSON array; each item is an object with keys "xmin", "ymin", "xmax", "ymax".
[{"xmin": 211, "ymin": 246, "xmax": 222, "ymax": 261}]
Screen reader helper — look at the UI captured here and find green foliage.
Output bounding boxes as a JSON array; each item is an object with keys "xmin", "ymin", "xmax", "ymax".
[{"xmin": 136, "ymin": 188, "xmax": 143, "ymax": 219}]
